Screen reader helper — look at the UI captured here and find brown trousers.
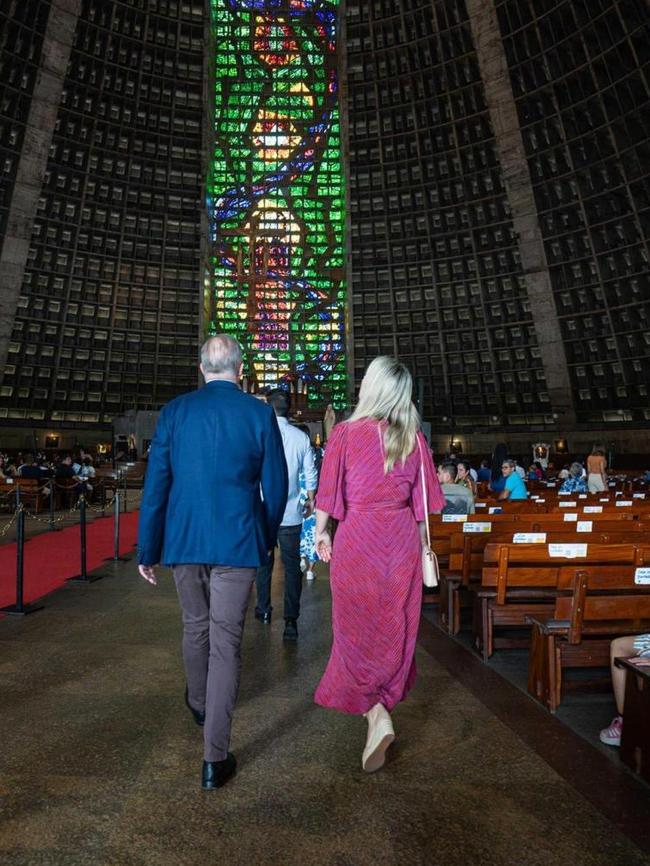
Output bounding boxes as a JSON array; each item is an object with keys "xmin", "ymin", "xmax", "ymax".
[{"xmin": 173, "ymin": 564, "xmax": 255, "ymax": 762}]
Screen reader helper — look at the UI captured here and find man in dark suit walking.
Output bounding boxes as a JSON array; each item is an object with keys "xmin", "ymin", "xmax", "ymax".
[{"xmin": 137, "ymin": 335, "xmax": 288, "ymax": 790}]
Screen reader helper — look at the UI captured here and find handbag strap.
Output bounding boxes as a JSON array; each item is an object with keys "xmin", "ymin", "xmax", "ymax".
[
  {"xmin": 377, "ymin": 424, "xmax": 431, "ymax": 547},
  {"xmin": 416, "ymin": 434, "xmax": 432, "ymax": 548}
]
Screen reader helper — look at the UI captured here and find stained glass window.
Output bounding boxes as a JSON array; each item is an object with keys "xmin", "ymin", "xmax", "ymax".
[{"xmin": 207, "ymin": 0, "xmax": 347, "ymax": 408}]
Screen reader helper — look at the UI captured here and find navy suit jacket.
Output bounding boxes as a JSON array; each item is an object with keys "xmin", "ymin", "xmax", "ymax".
[{"xmin": 137, "ymin": 380, "xmax": 288, "ymax": 568}]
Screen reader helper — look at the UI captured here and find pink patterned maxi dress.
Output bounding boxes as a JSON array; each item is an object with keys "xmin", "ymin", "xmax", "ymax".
[{"xmin": 314, "ymin": 419, "xmax": 445, "ymax": 714}]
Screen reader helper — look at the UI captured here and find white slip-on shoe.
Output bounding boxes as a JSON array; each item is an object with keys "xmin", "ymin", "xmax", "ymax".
[
  {"xmin": 306, "ymin": 569, "xmax": 315, "ymax": 581},
  {"xmin": 362, "ymin": 703, "xmax": 395, "ymax": 773}
]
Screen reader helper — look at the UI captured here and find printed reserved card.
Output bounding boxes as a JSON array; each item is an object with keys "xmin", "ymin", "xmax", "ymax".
[
  {"xmin": 513, "ymin": 533, "xmax": 546, "ymax": 543},
  {"xmin": 548, "ymin": 544, "xmax": 587, "ymax": 558},
  {"xmin": 463, "ymin": 523, "xmax": 492, "ymax": 533},
  {"xmin": 635, "ymin": 568, "xmax": 650, "ymax": 585}
]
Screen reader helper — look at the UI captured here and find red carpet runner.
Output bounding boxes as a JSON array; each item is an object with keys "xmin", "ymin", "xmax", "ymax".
[{"xmin": 0, "ymin": 511, "xmax": 139, "ymax": 609}]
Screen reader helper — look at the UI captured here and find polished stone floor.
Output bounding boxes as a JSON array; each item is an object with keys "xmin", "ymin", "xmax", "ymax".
[{"xmin": 0, "ymin": 558, "xmax": 649, "ymax": 866}]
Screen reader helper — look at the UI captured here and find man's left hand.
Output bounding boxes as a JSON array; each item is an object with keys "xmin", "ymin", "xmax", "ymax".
[
  {"xmin": 303, "ymin": 500, "xmax": 314, "ymax": 517},
  {"xmin": 138, "ymin": 564, "xmax": 158, "ymax": 586}
]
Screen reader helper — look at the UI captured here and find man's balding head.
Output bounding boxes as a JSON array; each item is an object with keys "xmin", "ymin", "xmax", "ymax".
[{"xmin": 200, "ymin": 335, "xmax": 243, "ymax": 382}]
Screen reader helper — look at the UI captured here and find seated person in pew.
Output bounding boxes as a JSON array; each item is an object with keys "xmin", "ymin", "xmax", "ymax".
[
  {"xmin": 477, "ymin": 459, "xmax": 491, "ymax": 483},
  {"xmin": 559, "ymin": 462, "xmax": 587, "ymax": 494},
  {"xmin": 599, "ymin": 633, "xmax": 650, "ymax": 747},
  {"xmin": 489, "ymin": 444, "xmax": 508, "ymax": 495},
  {"xmin": 437, "ymin": 461, "xmax": 475, "ymax": 515},
  {"xmin": 514, "ymin": 459, "xmax": 526, "ymax": 480},
  {"xmin": 17, "ymin": 454, "xmax": 46, "ymax": 480},
  {"xmin": 456, "ymin": 460, "xmax": 477, "ymax": 497},
  {"xmin": 498, "ymin": 459, "xmax": 528, "ymax": 501},
  {"xmin": 527, "ymin": 462, "xmax": 543, "ymax": 481}
]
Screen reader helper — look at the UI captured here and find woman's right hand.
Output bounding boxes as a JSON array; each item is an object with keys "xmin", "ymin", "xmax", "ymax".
[{"xmin": 316, "ymin": 529, "xmax": 333, "ymax": 563}]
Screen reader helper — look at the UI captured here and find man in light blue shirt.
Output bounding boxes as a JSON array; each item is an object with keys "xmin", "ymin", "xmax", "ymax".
[
  {"xmin": 498, "ymin": 459, "xmax": 528, "ymax": 500},
  {"xmin": 255, "ymin": 389, "xmax": 318, "ymax": 641}
]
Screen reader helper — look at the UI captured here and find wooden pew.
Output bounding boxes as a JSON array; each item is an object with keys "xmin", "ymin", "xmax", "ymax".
[
  {"xmin": 14, "ymin": 478, "xmax": 46, "ymax": 514},
  {"xmin": 615, "ymin": 657, "xmax": 650, "ymax": 784},
  {"xmin": 527, "ymin": 555, "xmax": 650, "ymax": 711},
  {"xmin": 473, "ymin": 542, "xmax": 647, "ymax": 662},
  {"xmin": 444, "ymin": 525, "xmax": 650, "ymax": 635}
]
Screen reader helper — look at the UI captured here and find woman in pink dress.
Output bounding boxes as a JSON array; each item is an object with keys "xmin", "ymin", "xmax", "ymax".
[{"xmin": 314, "ymin": 356, "xmax": 444, "ymax": 772}]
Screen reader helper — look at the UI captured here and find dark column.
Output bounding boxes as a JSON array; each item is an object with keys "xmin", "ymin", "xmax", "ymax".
[
  {"xmin": 466, "ymin": 0, "xmax": 576, "ymax": 425},
  {"xmin": 0, "ymin": 0, "xmax": 82, "ymax": 379}
]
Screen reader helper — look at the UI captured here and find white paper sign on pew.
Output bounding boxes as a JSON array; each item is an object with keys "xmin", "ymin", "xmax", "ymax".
[
  {"xmin": 535, "ymin": 498, "xmax": 546, "ymax": 503},
  {"xmin": 635, "ymin": 568, "xmax": 650, "ymax": 585},
  {"xmin": 546, "ymin": 483, "xmax": 556, "ymax": 488},
  {"xmin": 616, "ymin": 501, "xmax": 633, "ymax": 507},
  {"xmin": 563, "ymin": 513, "xmax": 578, "ymax": 522},
  {"xmin": 442, "ymin": 514, "xmax": 467, "ymax": 522},
  {"xmin": 579, "ymin": 494, "xmax": 587, "ymax": 499},
  {"xmin": 463, "ymin": 522, "xmax": 492, "ymax": 533},
  {"xmin": 475, "ymin": 502, "xmax": 487, "ymax": 508},
  {"xmin": 513, "ymin": 533, "xmax": 546, "ymax": 543},
  {"xmin": 559, "ymin": 501, "xmax": 577, "ymax": 508},
  {"xmin": 633, "ymin": 493, "xmax": 646, "ymax": 499},
  {"xmin": 600, "ymin": 498, "xmax": 609, "ymax": 502},
  {"xmin": 549, "ymin": 544, "xmax": 588, "ymax": 558},
  {"xmin": 489, "ymin": 507, "xmax": 503, "ymax": 514},
  {"xmin": 584, "ymin": 506, "xmax": 603, "ymax": 513},
  {"xmin": 577, "ymin": 521, "xmax": 593, "ymax": 532}
]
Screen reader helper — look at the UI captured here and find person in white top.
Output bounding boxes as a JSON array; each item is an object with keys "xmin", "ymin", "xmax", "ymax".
[{"xmin": 254, "ymin": 389, "xmax": 318, "ymax": 641}]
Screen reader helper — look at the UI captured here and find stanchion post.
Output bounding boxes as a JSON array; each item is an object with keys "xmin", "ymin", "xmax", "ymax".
[
  {"xmin": 100, "ymin": 481, "xmax": 106, "ymax": 518},
  {"xmin": 123, "ymin": 474, "xmax": 128, "ymax": 513},
  {"xmin": 67, "ymin": 494, "xmax": 102, "ymax": 584},
  {"xmin": 103, "ymin": 489, "xmax": 129, "ymax": 563},
  {"xmin": 48, "ymin": 478, "xmax": 60, "ymax": 532},
  {"xmin": 1, "ymin": 506, "xmax": 43, "ymax": 615}
]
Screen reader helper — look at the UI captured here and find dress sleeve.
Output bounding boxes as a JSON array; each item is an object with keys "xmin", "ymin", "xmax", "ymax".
[
  {"xmin": 315, "ymin": 422, "xmax": 346, "ymax": 521},
  {"xmin": 411, "ymin": 431, "xmax": 446, "ymax": 519}
]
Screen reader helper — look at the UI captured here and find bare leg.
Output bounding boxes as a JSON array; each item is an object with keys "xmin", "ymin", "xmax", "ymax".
[{"xmin": 610, "ymin": 635, "xmax": 637, "ymax": 714}]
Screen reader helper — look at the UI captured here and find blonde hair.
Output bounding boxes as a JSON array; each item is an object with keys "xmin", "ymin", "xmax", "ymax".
[{"xmin": 349, "ymin": 356, "xmax": 420, "ymax": 473}]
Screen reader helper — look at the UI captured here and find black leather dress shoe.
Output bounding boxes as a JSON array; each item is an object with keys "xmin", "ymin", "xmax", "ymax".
[
  {"xmin": 185, "ymin": 686, "xmax": 205, "ymax": 727},
  {"xmin": 202, "ymin": 753, "xmax": 237, "ymax": 790},
  {"xmin": 255, "ymin": 610, "xmax": 272, "ymax": 624},
  {"xmin": 283, "ymin": 618, "xmax": 298, "ymax": 641}
]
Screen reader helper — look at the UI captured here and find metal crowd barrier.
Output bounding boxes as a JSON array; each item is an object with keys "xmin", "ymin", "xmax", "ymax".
[{"xmin": 0, "ymin": 478, "xmax": 133, "ymax": 617}]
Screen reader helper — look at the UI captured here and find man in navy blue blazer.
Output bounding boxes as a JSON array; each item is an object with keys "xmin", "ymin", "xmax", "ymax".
[{"xmin": 138, "ymin": 334, "xmax": 288, "ymax": 790}]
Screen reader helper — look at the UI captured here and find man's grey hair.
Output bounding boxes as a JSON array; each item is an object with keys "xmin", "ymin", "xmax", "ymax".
[
  {"xmin": 200, "ymin": 334, "xmax": 242, "ymax": 376},
  {"xmin": 570, "ymin": 461, "xmax": 583, "ymax": 477}
]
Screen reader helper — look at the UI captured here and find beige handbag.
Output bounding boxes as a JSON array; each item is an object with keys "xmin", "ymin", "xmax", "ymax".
[{"xmin": 416, "ymin": 435, "xmax": 440, "ymax": 588}]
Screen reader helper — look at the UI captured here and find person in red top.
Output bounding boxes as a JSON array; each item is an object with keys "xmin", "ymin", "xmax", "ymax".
[{"xmin": 314, "ymin": 356, "xmax": 444, "ymax": 773}]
